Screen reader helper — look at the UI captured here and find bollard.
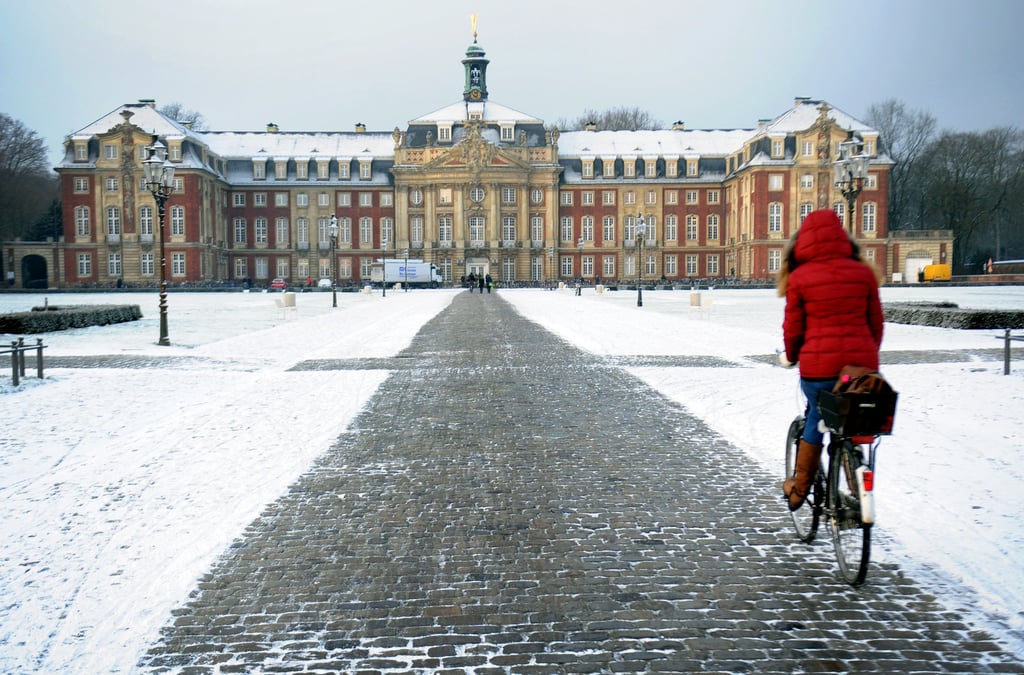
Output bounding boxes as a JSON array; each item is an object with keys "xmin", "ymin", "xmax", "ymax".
[
  {"xmin": 36, "ymin": 338, "xmax": 44, "ymax": 379},
  {"xmin": 17, "ymin": 337, "xmax": 25, "ymax": 377},
  {"xmin": 1005, "ymin": 328, "xmax": 1012, "ymax": 375},
  {"xmin": 10, "ymin": 340, "xmax": 18, "ymax": 387}
]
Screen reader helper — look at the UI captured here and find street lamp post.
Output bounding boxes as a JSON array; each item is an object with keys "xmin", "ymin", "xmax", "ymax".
[
  {"xmin": 833, "ymin": 133, "xmax": 871, "ymax": 236},
  {"xmin": 143, "ymin": 140, "xmax": 174, "ymax": 346},
  {"xmin": 329, "ymin": 214, "xmax": 338, "ymax": 307},
  {"xmin": 403, "ymin": 248, "xmax": 409, "ymax": 291},
  {"xmin": 635, "ymin": 214, "xmax": 646, "ymax": 307},
  {"xmin": 576, "ymin": 236, "xmax": 584, "ymax": 296}
]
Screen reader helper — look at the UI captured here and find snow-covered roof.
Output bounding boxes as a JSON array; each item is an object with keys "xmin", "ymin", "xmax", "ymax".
[
  {"xmin": 757, "ymin": 98, "xmax": 875, "ymax": 137},
  {"xmin": 410, "ymin": 99, "xmax": 542, "ymax": 125},
  {"xmin": 70, "ymin": 102, "xmax": 191, "ymax": 141},
  {"xmin": 196, "ymin": 131, "xmax": 395, "ymax": 160},
  {"xmin": 557, "ymin": 128, "xmax": 755, "ymax": 158}
]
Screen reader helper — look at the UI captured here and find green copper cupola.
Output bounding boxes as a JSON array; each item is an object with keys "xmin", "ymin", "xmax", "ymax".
[{"xmin": 462, "ymin": 15, "xmax": 489, "ymax": 102}]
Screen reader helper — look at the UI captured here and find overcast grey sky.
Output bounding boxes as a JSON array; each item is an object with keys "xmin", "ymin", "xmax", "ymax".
[{"xmin": 2, "ymin": 0, "xmax": 1022, "ymax": 166}]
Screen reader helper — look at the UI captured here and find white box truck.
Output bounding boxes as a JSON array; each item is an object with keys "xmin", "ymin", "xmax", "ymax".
[{"xmin": 370, "ymin": 259, "xmax": 443, "ymax": 288}]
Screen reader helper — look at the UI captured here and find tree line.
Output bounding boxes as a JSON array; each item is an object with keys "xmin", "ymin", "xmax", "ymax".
[{"xmin": 2, "ymin": 101, "xmax": 1020, "ymax": 275}]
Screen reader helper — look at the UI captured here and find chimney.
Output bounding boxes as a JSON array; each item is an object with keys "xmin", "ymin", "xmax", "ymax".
[
  {"xmin": 266, "ymin": 123, "xmax": 279, "ymax": 133},
  {"xmin": 794, "ymin": 96, "xmax": 811, "ymax": 106},
  {"xmin": 180, "ymin": 120, "xmax": 193, "ymax": 130},
  {"xmin": 355, "ymin": 122, "xmax": 366, "ymax": 133},
  {"xmin": 672, "ymin": 120, "xmax": 685, "ymax": 131},
  {"xmin": 138, "ymin": 98, "xmax": 156, "ymax": 108},
  {"xmin": 584, "ymin": 121, "xmax": 598, "ymax": 132}
]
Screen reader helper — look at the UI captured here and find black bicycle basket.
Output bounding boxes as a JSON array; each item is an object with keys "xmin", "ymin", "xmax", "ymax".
[{"xmin": 817, "ymin": 388, "xmax": 898, "ymax": 436}]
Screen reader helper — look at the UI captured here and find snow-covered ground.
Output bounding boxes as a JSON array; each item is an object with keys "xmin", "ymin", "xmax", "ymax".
[{"xmin": 0, "ymin": 284, "xmax": 1021, "ymax": 672}]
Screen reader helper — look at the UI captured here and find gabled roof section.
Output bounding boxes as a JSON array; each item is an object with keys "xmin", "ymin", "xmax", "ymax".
[
  {"xmin": 758, "ymin": 98, "xmax": 874, "ymax": 136},
  {"xmin": 70, "ymin": 102, "xmax": 190, "ymax": 140},
  {"xmin": 410, "ymin": 99, "xmax": 542, "ymax": 125}
]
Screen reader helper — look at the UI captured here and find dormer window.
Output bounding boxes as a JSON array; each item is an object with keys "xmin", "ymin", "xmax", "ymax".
[
  {"xmin": 359, "ymin": 160, "xmax": 372, "ymax": 180},
  {"xmin": 500, "ymin": 124, "xmax": 514, "ymax": 142},
  {"xmin": 602, "ymin": 157, "xmax": 616, "ymax": 178},
  {"xmin": 438, "ymin": 124, "xmax": 452, "ymax": 143},
  {"xmin": 252, "ymin": 160, "xmax": 267, "ymax": 180},
  {"xmin": 582, "ymin": 160, "xmax": 594, "ymax": 178},
  {"xmin": 74, "ymin": 142, "xmax": 88, "ymax": 162}
]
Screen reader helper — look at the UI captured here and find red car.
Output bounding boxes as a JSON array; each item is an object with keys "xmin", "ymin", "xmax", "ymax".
[{"xmin": 269, "ymin": 278, "xmax": 287, "ymax": 291}]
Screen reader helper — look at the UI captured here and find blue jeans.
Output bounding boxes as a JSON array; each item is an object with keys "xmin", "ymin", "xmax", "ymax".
[{"xmin": 801, "ymin": 378, "xmax": 838, "ymax": 445}]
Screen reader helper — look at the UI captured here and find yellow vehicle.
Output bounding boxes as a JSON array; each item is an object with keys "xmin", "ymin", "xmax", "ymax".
[{"xmin": 921, "ymin": 264, "xmax": 952, "ymax": 282}]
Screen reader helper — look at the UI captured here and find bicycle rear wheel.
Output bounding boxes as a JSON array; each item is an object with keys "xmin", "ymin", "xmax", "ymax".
[
  {"xmin": 786, "ymin": 417, "xmax": 819, "ymax": 542},
  {"xmin": 829, "ymin": 439, "xmax": 871, "ymax": 585}
]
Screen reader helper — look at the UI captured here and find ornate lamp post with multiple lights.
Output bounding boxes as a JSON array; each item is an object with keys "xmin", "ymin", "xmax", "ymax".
[
  {"xmin": 635, "ymin": 214, "xmax": 647, "ymax": 307},
  {"xmin": 143, "ymin": 140, "xmax": 174, "ymax": 346},
  {"xmin": 329, "ymin": 214, "xmax": 338, "ymax": 307},
  {"xmin": 833, "ymin": 133, "xmax": 871, "ymax": 236}
]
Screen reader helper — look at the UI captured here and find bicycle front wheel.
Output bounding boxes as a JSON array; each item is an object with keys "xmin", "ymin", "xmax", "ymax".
[
  {"xmin": 786, "ymin": 416, "xmax": 819, "ymax": 542},
  {"xmin": 829, "ymin": 439, "xmax": 871, "ymax": 585}
]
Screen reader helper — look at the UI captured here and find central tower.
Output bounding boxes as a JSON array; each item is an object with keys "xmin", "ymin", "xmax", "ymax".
[{"xmin": 462, "ymin": 15, "xmax": 489, "ymax": 102}]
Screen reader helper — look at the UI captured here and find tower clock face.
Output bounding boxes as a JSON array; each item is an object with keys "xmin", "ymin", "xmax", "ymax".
[{"xmin": 470, "ymin": 89, "xmax": 482, "ymax": 100}]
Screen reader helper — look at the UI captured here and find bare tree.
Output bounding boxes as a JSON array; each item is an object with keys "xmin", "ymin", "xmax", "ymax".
[
  {"xmin": 553, "ymin": 106, "xmax": 663, "ymax": 131},
  {"xmin": 0, "ymin": 113, "xmax": 57, "ymax": 245},
  {"xmin": 864, "ymin": 99, "xmax": 937, "ymax": 231},
  {"xmin": 158, "ymin": 102, "xmax": 208, "ymax": 130}
]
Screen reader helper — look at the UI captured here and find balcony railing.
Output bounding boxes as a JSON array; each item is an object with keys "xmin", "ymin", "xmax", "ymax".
[{"xmin": 297, "ymin": 242, "xmax": 310, "ymax": 250}]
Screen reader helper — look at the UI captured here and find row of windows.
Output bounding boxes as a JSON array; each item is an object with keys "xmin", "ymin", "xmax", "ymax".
[
  {"xmin": 559, "ymin": 214, "xmax": 721, "ymax": 243},
  {"xmin": 764, "ymin": 202, "xmax": 879, "ymax": 233},
  {"xmin": 74, "ymin": 175, "xmax": 186, "ymax": 194},
  {"xmin": 557, "ymin": 253, "xmax": 724, "ymax": 278},
  {"xmin": 74, "ymin": 205, "xmax": 185, "ymax": 237},
  {"xmin": 408, "ymin": 186, "xmax": 545, "ymax": 206},
  {"xmin": 767, "ymin": 172, "xmax": 879, "ymax": 191},
  {"xmin": 231, "ymin": 191, "xmax": 396, "ymax": 208},
  {"xmin": 77, "ymin": 252, "xmax": 186, "ymax": 277},
  {"xmin": 560, "ymin": 189, "xmax": 721, "ymax": 207},
  {"xmin": 579, "ymin": 157, "xmax": 699, "ymax": 180},
  {"xmin": 251, "ymin": 158, "xmax": 373, "ymax": 181}
]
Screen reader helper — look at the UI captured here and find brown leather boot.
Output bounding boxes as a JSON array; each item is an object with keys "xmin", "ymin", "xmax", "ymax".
[{"xmin": 784, "ymin": 440, "xmax": 822, "ymax": 511}]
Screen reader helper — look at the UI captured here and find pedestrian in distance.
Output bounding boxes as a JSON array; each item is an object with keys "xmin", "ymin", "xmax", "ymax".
[
  {"xmin": 485, "ymin": 273, "xmax": 493, "ymax": 293},
  {"xmin": 776, "ymin": 209, "xmax": 884, "ymax": 511},
  {"xmin": 478, "ymin": 275, "xmax": 486, "ymax": 293}
]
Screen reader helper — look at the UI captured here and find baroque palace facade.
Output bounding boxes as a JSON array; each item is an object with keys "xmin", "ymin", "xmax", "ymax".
[{"xmin": 15, "ymin": 36, "xmax": 949, "ymax": 290}]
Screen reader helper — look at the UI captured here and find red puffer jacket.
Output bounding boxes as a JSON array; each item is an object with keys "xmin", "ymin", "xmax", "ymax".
[{"xmin": 783, "ymin": 209, "xmax": 883, "ymax": 379}]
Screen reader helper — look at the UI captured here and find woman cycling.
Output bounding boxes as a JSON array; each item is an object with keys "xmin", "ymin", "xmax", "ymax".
[{"xmin": 777, "ymin": 209, "xmax": 884, "ymax": 511}]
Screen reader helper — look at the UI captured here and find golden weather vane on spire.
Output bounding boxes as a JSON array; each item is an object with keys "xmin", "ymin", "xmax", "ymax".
[{"xmin": 471, "ymin": 13, "xmax": 478, "ymax": 42}]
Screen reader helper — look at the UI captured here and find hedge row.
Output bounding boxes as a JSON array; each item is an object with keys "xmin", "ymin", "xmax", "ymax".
[
  {"xmin": 884, "ymin": 302, "xmax": 1024, "ymax": 329},
  {"xmin": 0, "ymin": 305, "xmax": 143, "ymax": 334}
]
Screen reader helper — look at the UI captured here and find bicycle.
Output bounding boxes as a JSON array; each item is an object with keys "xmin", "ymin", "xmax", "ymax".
[{"xmin": 785, "ymin": 377, "xmax": 897, "ymax": 586}]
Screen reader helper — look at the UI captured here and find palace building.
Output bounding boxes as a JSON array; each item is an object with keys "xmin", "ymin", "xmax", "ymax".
[{"xmin": 13, "ymin": 33, "xmax": 948, "ymax": 290}]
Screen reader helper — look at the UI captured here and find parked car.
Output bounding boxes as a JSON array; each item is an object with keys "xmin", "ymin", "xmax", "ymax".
[
  {"xmin": 317, "ymin": 278, "xmax": 333, "ymax": 289},
  {"xmin": 270, "ymin": 278, "xmax": 287, "ymax": 291}
]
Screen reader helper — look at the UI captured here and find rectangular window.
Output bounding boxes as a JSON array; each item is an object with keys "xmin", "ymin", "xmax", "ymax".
[
  {"xmin": 77, "ymin": 253, "xmax": 92, "ymax": 276},
  {"xmin": 603, "ymin": 160, "xmax": 616, "ymax": 178},
  {"xmin": 296, "ymin": 162, "xmax": 308, "ymax": 180},
  {"xmin": 645, "ymin": 160, "xmax": 657, "ymax": 178},
  {"xmin": 531, "ymin": 215, "xmax": 544, "ymax": 242},
  {"xmin": 707, "ymin": 190, "xmax": 720, "ymax": 204},
  {"xmin": 707, "ymin": 215, "xmax": 720, "ymax": 241},
  {"xmin": 254, "ymin": 257, "xmax": 268, "ymax": 279},
  {"xmin": 275, "ymin": 192, "xmax": 288, "ymax": 207},
  {"xmin": 254, "ymin": 192, "xmax": 267, "ymax": 207},
  {"xmin": 665, "ymin": 255, "xmax": 677, "ymax": 276},
  {"xmin": 75, "ymin": 144, "xmax": 87, "ymax": 161},
  {"xmin": 865, "ymin": 174, "xmax": 878, "ymax": 190},
  {"xmin": 560, "ymin": 192, "xmax": 573, "ymax": 206},
  {"xmin": 359, "ymin": 161, "xmax": 371, "ymax": 179},
  {"xmin": 339, "ymin": 217, "xmax": 352, "ymax": 243},
  {"xmin": 769, "ymin": 202, "xmax": 782, "ymax": 232},
  {"xmin": 769, "ymin": 174, "xmax": 784, "ymax": 191},
  {"xmin": 359, "ymin": 192, "xmax": 372, "ymax": 207},
  {"xmin": 137, "ymin": 206, "xmax": 152, "ymax": 235},
  {"xmin": 582, "ymin": 216, "xmax": 594, "ymax": 241},
  {"xmin": 74, "ymin": 177, "xmax": 89, "ymax": 193},
  {"xmin": 381, "ymin": 192, "xmax": 393, "ymax": 207},
  {"xmin": 141, "ymin": 253, "xmax": 154, "ymax": 276},
  {"xmin": 297, "ymin": 217, "xmax": 309, "ymax": 244},
  {"xmin": 274, "ymin": 160, "xmax": 287, "ymax": 180},
  {"xmin": 439, "ymin": 125, "xmax": 452, "ymax": 142},
  {"xmin": 337, "ymin": 192, "xmax": 351, "ymax": 207},
  {"xmin": 297, "ymin": 193, "xmax": 309, "ymax": 207},
  {"xmin": 317, "ymin": 161, "xmax": 329, "ymax": 180},
  {"xmin": 665, "ymin": 214, "xmax": 677, "ymax": 242},
  {"xmin": 234, "ymin": 217, "xmax": 246, "ymax": 243},
  {"xmin": 560, "ymin": 216, "xmax": 573, "ymax": 242},
  {"xmin": 800, "ymin": 174, "xmax": 814, "ymax": 189},
  {"xmin": 623, "ymin": 161, "xmax": 635, "ymax": 178},
  {"xmin": 438, "ymin": 188, "xmax": 452, "ymax": 205},
  {"xmin": 802, "ymin": 140, "xmax": 815, "ymax": 156},
  {"xmin": 624, "ymin": 191, "xmax": 636, "ymax": 206},
  {"xmin": 107, "ymin": 253, "xmax": 121, "ymax": 277},
  {"xmin": 338, "ymin": 162, "xmax": 350, "ymax": 179},
  {"xmin": 602, "ymin": 191, "xmax": 615, "ymax": 206},
  {"xmin": 686, "ymin": 190, "xmax": 698, "ymax": 205},
  {"xmin": 602, "ymin": 256, "xmax": 615, "ymax": 279},
  {"xmin": 276, "ymin": 259, "xmax": 290, "ymax": 278},
  {"xmin": 581, "ymin": 192, "xmax": 594, "ymax": 206},
  {"xmin": 602, "ymin": 216, "xmax": 615, "ymax": 243},
  {"xmin": 582, "ymin": 161, "xmax": 594, "ymax": 178},
  {"xmin": 532, "ymin": 256, "xmax": 543, "ymax": 282},
  {"xmin": 253, "ymin": 162, "xmax": 266, "ymax": 180},
  {"xmin": 360, "ymin": 217, "xmax": 373, "ymax": 245},
  {"xmin": 411, "ymin": 215, "xmax": 424, "ymax": 244},
  {"xmin": 172, "ymin": 252, "xmax": 185, "ymax": 276},
  {"xmin": 665, "ymin": 190, "xmax": 677, "ymax": 205},
  {"xmin": 234, "ymin": 258, "xmax": 247, "ymax": 279},
  {"xmin": 686, "ymin": 255, "xmax": 698, "ymax": 276},
  {"xmin": 501, "ymin": 216, "xmax": 516, "ymax": 242},
  {"xmin": 686, "ymin": 215, "xmax": 698, "ymax": 241},
  {"xmin": 105, "ymin": 177, "xmax": 119, "ymax": 192},
  {"xmin": 233, "ymin": 193, "xmax": 245, "ymax": 207},
  {"xmin": 338, "ymin": 257, "xmax": 352, "ymax": 279},
  {"xmin": 707, "ymin": 255, "xmax": 719, "ymax": 276},
  {"xmin": 862, "ymin": 203, "xmax": 876, "ymax": 232},
  {"xmin": 502, "ymin": 186, "xmax": 516, "ymax": 204},
  {"xmin": 438, "ymin": 215, "xmax": 452, "ymax": 243},
  {"xmin": 255, "ymin": 217, "xmax": 268, "ymax": 244},
  {"xmin": 75, "ymin": 206, "xmax": 90, "ymax": 236},
  {"xmin": 687, "ymin": 161, "xmax": 698, "ymax": 177},
  {"xmin": 771, "ymin": 139, "xmax": 784, "ymax": 157},
  {"xmin": 500, "ymin": 125, "xmax": 514, "ymax": 142},
  {"xmin": 170, "ymin": 206, "xmax": 185, "ymax": 236},
  {"xmin": 560, "ymin": 256, "xmax": 573, "ymax": 277},
  {"xmin": 645, "ymin": 190, "xmax": 656, "ymax": 205},
  {"xmin": 318, "ymin": 192, "xmax": 330, "ymax": 207},
  {"xmin": 276, "ymin": 217, "xmax": 289, "ymax": 244},
  {"xmin": 106, "ymin": 206, "xmax": 121, "ymax": 234},
  {"xmin": 768, "ymin": 249, "xmax": 782, "ymax": 273},
  {"xmin": 104, "ymin": 144, "xmax": 117, "ymax": 160},
  {"xmin": 381, "ymin": 217, "xmax": 394, "ymax": 245},
  {"xmin": 582, "ymin": 256, "xmax": 594, "ymax": 276}
]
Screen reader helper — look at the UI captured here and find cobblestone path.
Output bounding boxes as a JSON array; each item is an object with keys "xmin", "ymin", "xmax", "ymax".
[{"xmin": 140, "ymin": 292, "xmax": 1023, "ymax": 673}]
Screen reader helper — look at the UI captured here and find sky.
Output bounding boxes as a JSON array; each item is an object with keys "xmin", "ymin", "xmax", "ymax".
[
  {"xmin": 2, "ymin": 0, "xmax": 1023, "ymax": 168},
  {"xmin": 0, "ymin": 285, "xmax": 1022, "ymax": 672}
]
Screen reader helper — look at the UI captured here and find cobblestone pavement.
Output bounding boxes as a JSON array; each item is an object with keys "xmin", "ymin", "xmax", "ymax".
[{"xmin": 139, "ymin": 292, "xmax": 1023, "ymax": 673}]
